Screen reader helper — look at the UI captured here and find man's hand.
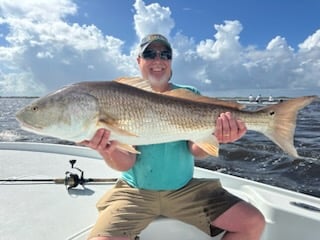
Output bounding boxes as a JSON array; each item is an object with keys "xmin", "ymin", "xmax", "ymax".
[
  {"xmin": 79, "ymin": 129, "xmax": 136, "ymax": 171},
  {"xmin": 79, "ymin": 128, "xmax": 117, "ymax": 156},
  {"xmin": 215, "ymin": 112, "xmax": 247, "ymax": 143}
]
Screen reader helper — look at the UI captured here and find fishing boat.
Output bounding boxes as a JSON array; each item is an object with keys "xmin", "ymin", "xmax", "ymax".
[
  {"xmin": 1, "ymin": 142, "xmax": 320, "ymax": 240},
  {"xmin": 236, "ymin": 100, "xmax": 280, "ymax": 105},
  {"xmin": 237, "ymin": 94, "xmax": 282, "ymax": 106}
]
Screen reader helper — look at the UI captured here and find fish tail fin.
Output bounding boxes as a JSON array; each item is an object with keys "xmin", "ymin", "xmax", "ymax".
[{"xmin": 260, "ymin": 96, "xmax": 317, "ymax": 158}]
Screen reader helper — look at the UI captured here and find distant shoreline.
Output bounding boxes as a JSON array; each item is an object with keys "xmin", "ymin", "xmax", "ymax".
[{"xmin": 0, "ymin": 96, "xmax": 39, "ymax": 98}]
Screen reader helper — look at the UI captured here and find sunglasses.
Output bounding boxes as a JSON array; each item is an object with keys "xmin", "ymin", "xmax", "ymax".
[{"xmin": 141, "ymin": 50, "xmax": 172, "ymax": 60}]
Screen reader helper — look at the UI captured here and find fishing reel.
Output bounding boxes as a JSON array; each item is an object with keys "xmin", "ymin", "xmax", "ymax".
[
  {"xmin": 64, "ymin": 159, "xmax": 85, "ymax": 189},
  {"xmin": 63, "ymin": 159, "xmax": 117, "ymax": 190}
]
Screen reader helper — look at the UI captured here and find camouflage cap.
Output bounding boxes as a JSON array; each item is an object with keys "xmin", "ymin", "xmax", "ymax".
[{"xmin": 139, "ymin": 34, "xmax": 172, "ymax": 56}]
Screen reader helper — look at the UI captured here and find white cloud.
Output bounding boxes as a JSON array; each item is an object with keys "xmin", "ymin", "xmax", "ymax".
[
  {"xmin": 0, "ymin": 0, "xmax": 77, "ymax": 21},
  {"xmin": 133, "ymin": 0, "xmax": 174, "ymax": 40},
  {"xmin": 172, "ymin": 21, "xmax": 320, "ymax": 95},
  {"xmin": 298, "ymin": 29, "xmax": 320, "ymax": 51},
  {"xmin": 0, "ymin": 0, "xmax": 139, "ymax": 95},
  {"xmin": 197, "ymin": 20, "xmax": 243, "ymax": 60},
  {"xmin": 0, "ymin": 71, "xmax": 46, "ymax": 96},
  {"xmin": 0, "ymin": 0, "xmax": 319, "ymax": 97}
]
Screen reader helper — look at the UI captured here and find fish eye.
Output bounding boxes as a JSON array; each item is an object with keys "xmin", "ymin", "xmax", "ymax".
[{"xmin": 32, "ymin": 106, "xmax": 39, "ymax": 111}]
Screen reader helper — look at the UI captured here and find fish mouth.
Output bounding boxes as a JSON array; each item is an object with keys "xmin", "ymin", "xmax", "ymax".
[
  {"xmin": 15, "ymin": 111, "xmax": 43, "ymax": 132},
  {"xmin": 16, "ymin": 120, "xmax": 43, "ymax": 133}
]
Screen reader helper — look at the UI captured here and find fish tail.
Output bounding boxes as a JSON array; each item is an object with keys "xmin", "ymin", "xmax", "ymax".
[{"xmin": 259, "ymin": 96, "xmax": 317, "ymax": 158}]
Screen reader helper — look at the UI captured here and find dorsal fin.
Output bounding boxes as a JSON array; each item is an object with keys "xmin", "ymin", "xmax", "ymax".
[
  {"xmin": 113, "ymin": 77, "xmax": 244, "ymax": 110},
  {"xmin": 163, "ymin": 89, "xmax": 245, "ymax": 110},
  {"xmin": 114, "ymin": 77, "xmax": 154, "ymax": 92}
]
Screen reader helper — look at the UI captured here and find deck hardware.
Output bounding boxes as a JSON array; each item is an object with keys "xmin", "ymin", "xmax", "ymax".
[{"xmin": 290, "ymin": 201, "xmax": 320, "ymax": 212}]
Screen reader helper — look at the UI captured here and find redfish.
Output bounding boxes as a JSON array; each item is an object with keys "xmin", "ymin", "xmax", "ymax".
[{"xmin": 16, "ymin": 77, "xmax": 317, "ymax": 158}]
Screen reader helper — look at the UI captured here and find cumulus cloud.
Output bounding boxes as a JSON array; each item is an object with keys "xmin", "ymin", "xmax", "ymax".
[
  {"xmin": 0, "ymin": 0, "xmax": 319, "ymax": 97},
  {"xmin": 133, "ymin": 0, "xmax": 174, "ymax": 40},
  {"xmin": 0, "ymin": 0, "xmax": 138, "ymax": 96}
]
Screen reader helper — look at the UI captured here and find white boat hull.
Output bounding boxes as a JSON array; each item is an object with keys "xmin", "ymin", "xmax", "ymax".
[{"xmin": 1, "ymin": 142, "xmax": 319, "ymax": 240}]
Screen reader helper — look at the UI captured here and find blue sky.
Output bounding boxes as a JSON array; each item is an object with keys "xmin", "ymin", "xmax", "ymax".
[
  {"xmin": 72, "ymin": 0, "xmax": 320, "ymax": 50},
  {"xmin": 0, "ymin": 0, "xmax": 320, "ymax": 97}
]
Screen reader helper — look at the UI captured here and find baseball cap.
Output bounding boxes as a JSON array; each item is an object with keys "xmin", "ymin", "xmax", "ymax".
[{"xmin": 139, "ymin": 34, "xmax": 172, "ymax": 56}]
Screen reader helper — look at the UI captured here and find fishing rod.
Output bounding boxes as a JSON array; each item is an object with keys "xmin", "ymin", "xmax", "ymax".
[{"xmin": 0, "ymin": 159, "xmax": 118, "ymax": 189}]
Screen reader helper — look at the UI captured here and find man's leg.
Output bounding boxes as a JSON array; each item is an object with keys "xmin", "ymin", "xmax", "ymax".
[
  {"xmin": 87, "ymin": 180, "xmax": 159, "ymax": 240},
  {"xmin": 211, "ymin": 201, "xmax": 265, "ymax": 240},
  {"xmin": 90, "ymin": 237, "xmax": 129, "ymax": 240}
]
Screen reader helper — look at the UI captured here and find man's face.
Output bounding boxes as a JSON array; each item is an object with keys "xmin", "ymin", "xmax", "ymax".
[{"xmin": 137, "ymin": 42, "xmax": 172, "ymax": 92}]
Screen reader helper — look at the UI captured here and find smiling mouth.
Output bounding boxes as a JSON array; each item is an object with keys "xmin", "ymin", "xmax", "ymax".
[{"xmin": 151, "ymin": 68, "xmax": 163, "ymax": 72}]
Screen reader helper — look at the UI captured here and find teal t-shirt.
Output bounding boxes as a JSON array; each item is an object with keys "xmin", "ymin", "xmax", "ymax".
[{"xmin": 121, "ymin": 83, "xmax": 200, "ymax": 190}]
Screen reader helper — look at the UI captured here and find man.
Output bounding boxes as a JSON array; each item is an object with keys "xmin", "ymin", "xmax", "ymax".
[{"xmin": 83, "ymin": 34, "xmax": 265, "ymax": 240}]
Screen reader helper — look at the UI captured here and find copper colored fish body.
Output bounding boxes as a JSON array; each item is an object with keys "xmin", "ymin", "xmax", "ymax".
[{"xmin": 16, "ymin": 77, "xmax": 317, "ymax": 158}]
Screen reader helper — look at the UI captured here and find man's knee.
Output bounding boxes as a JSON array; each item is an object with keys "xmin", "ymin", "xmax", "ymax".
[
  {"xmin": 251, "ymin": 210, "xmax": 265, "ymax": 232},
  {"xmin": 89, "ymin": 237, "xmax": 131, "ymax": 240},
  {"xmin": 243, "ymin": 208, "xmax": 266, "ymax": 237}
]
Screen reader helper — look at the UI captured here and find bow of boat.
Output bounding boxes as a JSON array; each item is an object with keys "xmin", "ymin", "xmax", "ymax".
[{"xmin": 0, "ymin": 142, "xmax": 319, "ymax": 240}]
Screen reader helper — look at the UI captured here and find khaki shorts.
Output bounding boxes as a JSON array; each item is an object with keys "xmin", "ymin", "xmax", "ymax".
[{"xmin": 87, "ymin": 178, "xmax": 241, "ymax": 239}]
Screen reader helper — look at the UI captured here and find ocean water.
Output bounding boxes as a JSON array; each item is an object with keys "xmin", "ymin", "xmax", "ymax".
[{"xmin": 1, "ymin": 97, "xmax": 319, "ymax": 198}]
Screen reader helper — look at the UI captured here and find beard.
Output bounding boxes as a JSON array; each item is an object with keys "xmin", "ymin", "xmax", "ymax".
[{"xmin": 146, "ymin": 72, "xmax": 171, "ymax": 92}]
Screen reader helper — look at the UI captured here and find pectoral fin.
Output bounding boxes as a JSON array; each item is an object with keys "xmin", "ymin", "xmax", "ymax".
[
  {"xmin": 194, "ymin": 135, "xmax": 220, "ymax": 157},
  {"xmin": 97, "ymin": 117, "xmax": 138, "ymax": 137},
  {"xmin": 116, "ymin": 142, "xmax": 140, "ymax": 154}
]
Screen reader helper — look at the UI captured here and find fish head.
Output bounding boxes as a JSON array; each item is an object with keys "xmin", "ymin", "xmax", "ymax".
[{"xmin": 16, "ymin": 87, "xmax": 100, "ymax": 141}]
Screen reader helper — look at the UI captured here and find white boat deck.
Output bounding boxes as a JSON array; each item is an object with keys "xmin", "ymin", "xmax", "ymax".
[{"xmin": 1, "ymin": 142, "xmax": 320, "ymax": 240}]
